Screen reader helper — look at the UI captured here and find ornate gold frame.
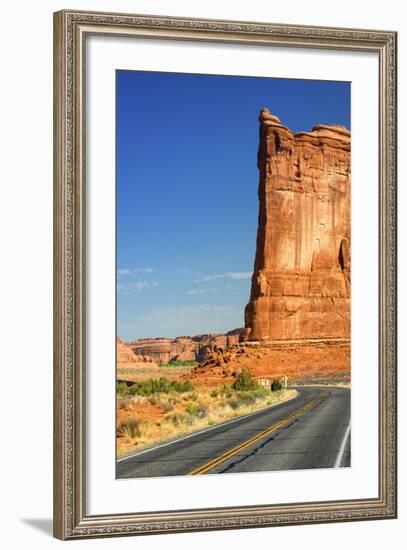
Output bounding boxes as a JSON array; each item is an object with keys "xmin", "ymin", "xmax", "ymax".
[{"xmin": 53, "ymin": 9, "xmax": 397, "ymax": 540}]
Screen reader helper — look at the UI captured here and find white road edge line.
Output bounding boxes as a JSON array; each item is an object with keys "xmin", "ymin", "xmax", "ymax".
[
  {"xmin": 334, "ymin": 421, "xmax": 351, "ymax": 468},
  {"xmin": 117, "ymin": 391, "xmax": 301, "ymax": 463}
]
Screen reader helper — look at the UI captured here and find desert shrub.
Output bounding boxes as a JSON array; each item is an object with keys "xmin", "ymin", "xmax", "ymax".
[
  {"xmin": 148, "ymin": 394, "xmax": 173, "ymax": 412},
  {"xmin": 117, "ymin": 417, "xmax": 148, "ymax": 439},
  {"xmin": 186, "ymin": 402, "xmax": 208, "ymax": 418},
  {"xmin": 232, "ymin": 369, "xmax": 258, "ymax": 391},
  {"xmin": 117, "ymin": 398, "xmax": 131, "ymax": 410},
  {"xmin": 237, "ymin": 391, "xmax": 257, "ymax": 406},
  {"xmin": 228, "ymin": 398, "xmax": 240, "ymax": 410},
  {"xmin": 117, "ymin": 382, "xmax": 129, "ymax": 396},
  {"xmin": 164, "ymin": 412, "xmax": 189, "ymax": 427},
  {"xmin": 178, "ymin": 380, "xmax": 195, "ymax": 392},
  {"xmin": 220, "ymin": 384, "xmax": 233, "ymax": 398},
  {"xmin": 186, "ymin": 402, "xmax": 199, "ymax": 416},
  {"xmin": 166, "ymin": 360, "xmax": 198, "ymax": 367},
  {"xmin": 128, "ymin": 380, "xmax": 152, "ymax": 396},
  {"xmin": 196, "ymin": 403, "xmax": 209, "ymax": 418},
  {"xmin": 271, "ymin": 379, "xmax": 283, "ymax": 392},
  {"xmin": 210, "ymin": 389, "xmax": 218, "ymax": 398},
  {"xmin": 127, "ymin": 378, "xmax": 195, "ymax": 396},
  {"xmin": 160, "ymin": 401, "xmax": 173, "ymax": 413},
  {"xmin": 185, "ymin": 415, "xmax": 196, "ymax": 426}
]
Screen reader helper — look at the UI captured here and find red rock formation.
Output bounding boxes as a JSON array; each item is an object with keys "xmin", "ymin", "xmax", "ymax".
[
  {"xmin": 116, "ymin": 337, "xmax": 154, "ymax": 364},
  {"xmin": 194, "ymin": 329, "xmax": 242, "ymax": 362},
  {"xmin": 128, "ymin": 338, "xmax": 188, "ymax": 364},
  {"xmin": 244, "ymin": 108, "xmax": 351, "ymax": 341},
  {"xmin": 185, "ymin": 340, "xmax": 350, "ymax": 386},
  {"xmin": 117, "ymin": 337, "xmax": 139, "ymax": 363},
  {"xmin": 126, "ymin": 329, "xmax": 243, "ymax": 364}
]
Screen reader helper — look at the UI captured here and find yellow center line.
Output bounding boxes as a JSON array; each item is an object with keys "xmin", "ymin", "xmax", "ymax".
[{"xmin": 187, "ymin": 392, "xmax": 326, "ymax": 476}]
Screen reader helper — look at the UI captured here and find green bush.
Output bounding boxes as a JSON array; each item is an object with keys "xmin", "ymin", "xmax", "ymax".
[
  {"xmin": 179, "ymin": 380, "xmax": 194, "ymax": 393},
  {"xmin": 271, "ymin": 378, "xmax": 283, "ymax": 392},
  {"xmin": 116, "ymin": 382, "xmax": 129, "ymax": 396},
  {"xmin": 186, "ymin": 402, "xmax": 208, "ymax": 418},
  {"xmin": 186, "ymin": 402, "xmax": 199, "ymax": 416},
  {"xmin": 126, "ymin": 377, "xmax": 195, "ymax": 396},
  {"xmin": 232, "ymin": 369, "xmax": 258, "ymax": 391},
  {"xmin": 165, "ymin": 360, "xmax": 197, "ymax": 367}
]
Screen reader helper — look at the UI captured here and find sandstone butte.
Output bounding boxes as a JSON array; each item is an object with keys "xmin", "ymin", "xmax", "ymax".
[
  {"xmin": 186, "ymin": 108, "xmax": 351, "ymax": 385},
  {"xmin": 244, "ymin": 107, "xmax": 351, "ymax": 342}
]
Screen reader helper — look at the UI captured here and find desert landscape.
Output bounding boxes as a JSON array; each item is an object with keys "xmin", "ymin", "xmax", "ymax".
[{"xmin": 116, "ymin": 107, "xmax": 351, "ymax": 465}]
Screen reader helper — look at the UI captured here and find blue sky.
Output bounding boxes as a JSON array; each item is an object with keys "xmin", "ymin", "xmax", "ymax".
[{"xmin": 116, "ymin": 70, "xmax": 350, "ymax": 340}]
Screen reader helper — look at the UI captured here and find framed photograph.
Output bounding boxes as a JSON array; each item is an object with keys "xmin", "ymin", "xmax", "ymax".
[{"xmin": 53, "ymin": 9, "xmax": 397, "ymax": 540}]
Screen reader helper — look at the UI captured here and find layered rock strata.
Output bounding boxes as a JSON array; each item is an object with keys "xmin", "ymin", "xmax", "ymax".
[
  {"xmin": 244, "ymin": 108, "xmax": 351, "ymax": 342},
  {"xmin": 122, "ymin": 329, "xmax": 242, "ymax": 364},
  {"xmin": 116, "ymin": 337, "xmax": 154, "ymax": 363}
]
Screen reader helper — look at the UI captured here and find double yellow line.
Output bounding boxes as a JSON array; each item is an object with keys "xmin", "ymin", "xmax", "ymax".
[{"xmin": 187, "ymin": 393, "xmax": 325, "ymax": 476}]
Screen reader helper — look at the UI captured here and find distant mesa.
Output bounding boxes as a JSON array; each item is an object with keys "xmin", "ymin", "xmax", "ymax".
[
  {"xmin": 116, "ymin": 337, "xmax": 156, "ymax": 365},
  {"xmin": 116, "ymin": 329, "xmax": 243, "ymax": 365}
]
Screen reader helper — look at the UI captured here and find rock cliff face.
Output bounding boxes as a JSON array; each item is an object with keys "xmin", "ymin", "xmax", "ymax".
[
  {"xmin": 116, "ymin": 337, "xmax": 154, "ymax": 363},
  {"xmin": 124, "ymin": 329, "xmax": 242, "ymax": 364},
  {"xmin": 127, "ymin": 337, "xmax": 198, "ymax": 364},
  {"xmin": 244, "ymin": 108, "xmax": 351, "ymax": 342}
]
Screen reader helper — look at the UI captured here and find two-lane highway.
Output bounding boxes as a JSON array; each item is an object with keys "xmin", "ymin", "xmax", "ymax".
[{"xmin": 116, "ymin": 386, "xmax": 350, "ymax": 479}]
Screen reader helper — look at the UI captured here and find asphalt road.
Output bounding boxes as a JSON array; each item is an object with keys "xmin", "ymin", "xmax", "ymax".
[{"xmin": 116, "ymin": 386, "xmax": 351, "ymax": 479}]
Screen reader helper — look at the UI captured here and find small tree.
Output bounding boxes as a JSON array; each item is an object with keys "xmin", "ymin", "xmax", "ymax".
[
  {"xmin": 271, "ymin": 378, "xmax": 283, "ymax": 392},
  {"xmin": 232, "ymin": 368, "xmax": 257, "ymax": 391}
]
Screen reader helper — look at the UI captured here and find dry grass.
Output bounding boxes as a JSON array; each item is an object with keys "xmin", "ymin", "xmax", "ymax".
[
  {"xmin": 117, "ymin": 363, "xmax": 194, "ymax": 383},
  {"xmin": 117, "ymin": 418, "xmax": 151, "ymax": 439},
  {"xmin": 116, "ymin": 386, "xmax": 297, "ymax": 457}
]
